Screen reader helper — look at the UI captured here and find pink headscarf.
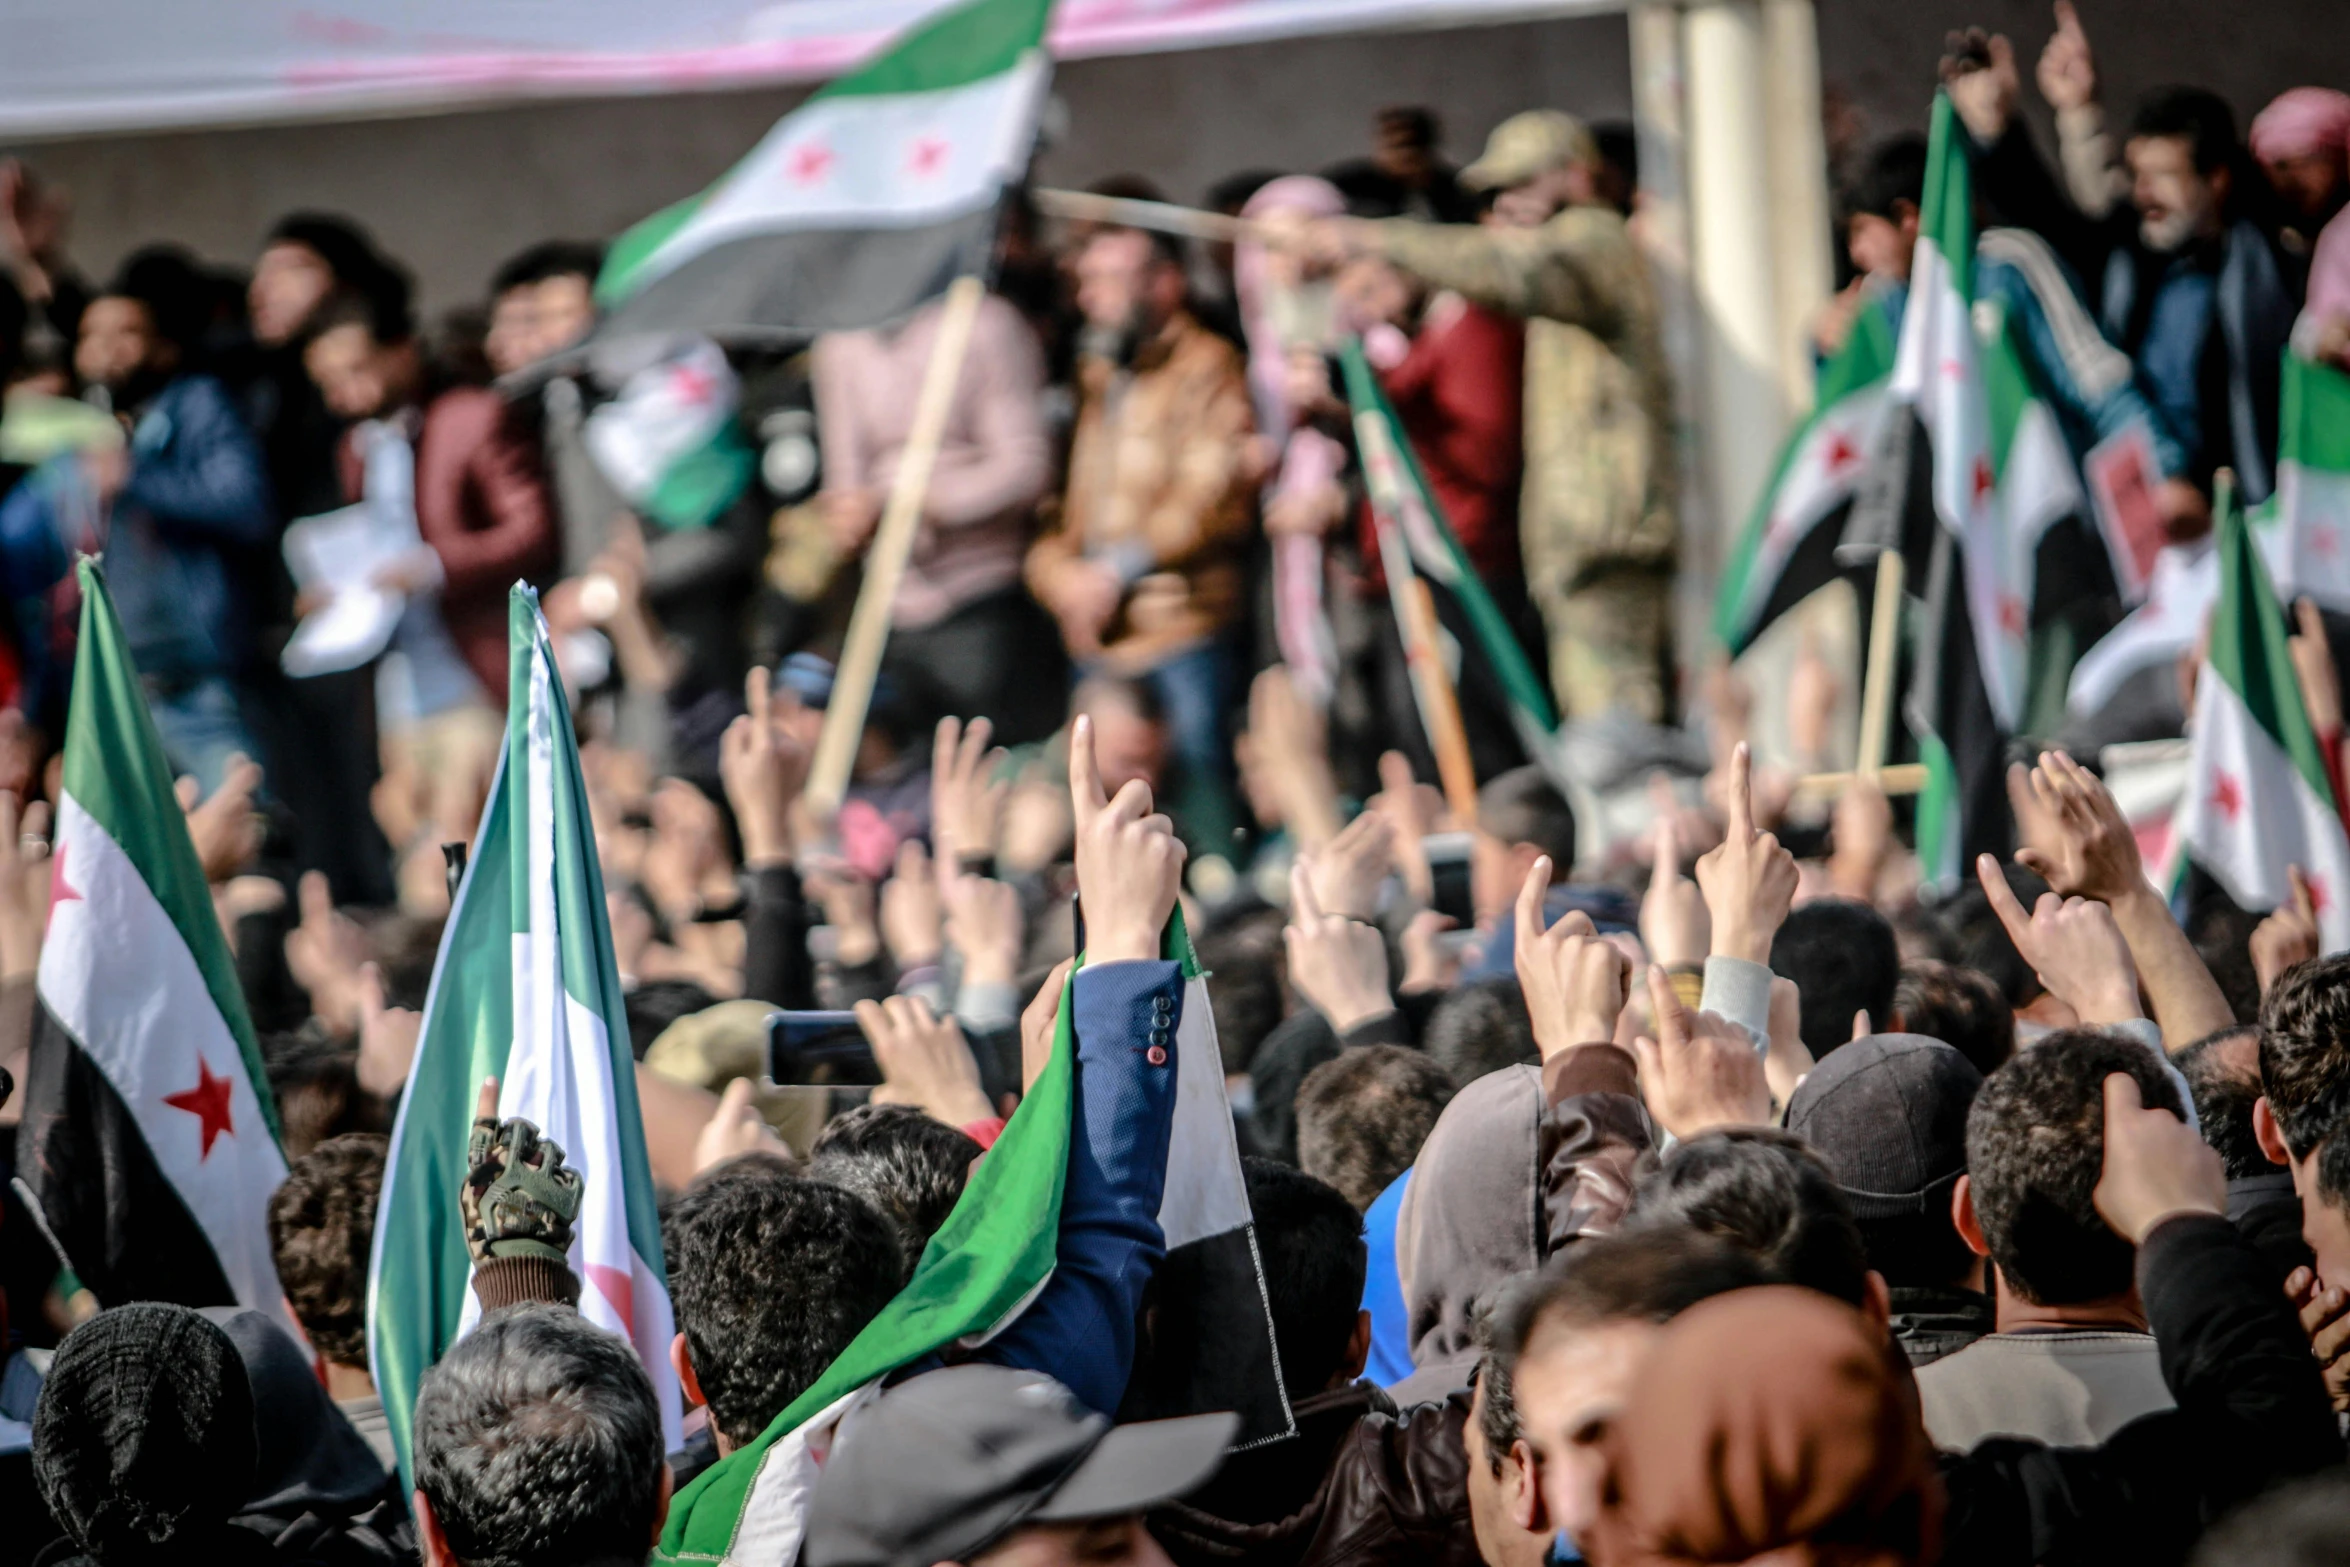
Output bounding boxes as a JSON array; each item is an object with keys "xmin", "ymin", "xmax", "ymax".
[
  {"xmin": 1234, "ymin": 175, "xmax": 1348, "ymax": 434},
  {"xmin": 2250, "ymin": 87, "xmax": 2350, "ymax": 164}
]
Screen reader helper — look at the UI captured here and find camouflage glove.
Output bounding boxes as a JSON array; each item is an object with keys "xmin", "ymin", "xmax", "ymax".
[{"xmin": 460, "ymin": 1114, "xmax": 584, "ymax": 1268}]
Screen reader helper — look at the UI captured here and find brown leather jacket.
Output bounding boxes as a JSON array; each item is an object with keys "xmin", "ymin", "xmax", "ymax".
[
  {"xmin": 1151, "ymin": 1385, "xmax": 1481, "ymax": 1567},
  {"xmin": 1025, "ymin": 310, "xmax": 1255, "ymax": 670}
]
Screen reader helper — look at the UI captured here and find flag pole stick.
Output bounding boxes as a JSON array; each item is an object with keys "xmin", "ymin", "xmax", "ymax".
[
  {"xmin": 1853, "ymin": 548, "xmax": 1905, "ymax": 779},
  {"xmin": 1791, "ymin": 762, "xmax": 1929, "ymax": 799},
  {"xmin": 1399, "ymin": 577, "xmax": 1482, "ymax": 829},
  {"xmin": 807, "ymin": 274, "xmax": 987, "ymax": 817},
  {"xmin": 1031, "ymin": 188, "xmax": 1253, "ymax": 243}
]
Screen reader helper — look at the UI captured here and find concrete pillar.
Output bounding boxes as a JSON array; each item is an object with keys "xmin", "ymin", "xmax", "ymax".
[
  {"xmin": 1682, "ymin": 0, "xmax": 1788, "ymax": 550},
  {"xmin": 1761, "ymin": 0, "xmax": 1836, "ymax": 412}
]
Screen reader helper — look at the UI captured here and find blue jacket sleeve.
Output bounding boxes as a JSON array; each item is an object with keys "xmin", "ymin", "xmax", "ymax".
[
  {"xmin": 978, "ymin": 958, "xmax": 1181, "ymax": 1414},
  {"xmin": 119, "ymin": 376, "xmax": 276, "ymax": 543}
]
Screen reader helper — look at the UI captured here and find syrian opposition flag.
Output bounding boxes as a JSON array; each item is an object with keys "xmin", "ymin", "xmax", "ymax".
[
  {"xmin": 1715, "ymin": 294, "xmax": 1896, "ymax": 656},
  {"xmin": 653, "ymin": 913, "xmax": 1288, "ymax": 1567},
  {"xmin": 2253, "ymin": 354, "xmax": 2350, "ymax": 611},
  {"xmin": 14, "ymin": 560, "xmax": 290, "ymax": 1331},
  {"xmin": 1885, "ymin": 95, "xmax": 2086, "ymax": 886},
  {"xmin": 2173, "ymin": 482, "xmax": 2350, "ymax": 950},
  {"xmin": 369, "ymin": 586, "xmax": 683, "ymax": 1490},
  {"xmin": 583, "ymin": 338, "xmax": 757, "ymax": 533},
  {"xmin": 591, "ymin": 0, "xmax": 1051, "ymax": 343},
  {"xmin": 1338, "ymin": 340, "xmax": 1558, "ymax": 763}
]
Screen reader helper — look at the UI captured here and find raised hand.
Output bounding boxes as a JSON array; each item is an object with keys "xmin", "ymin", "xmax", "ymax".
[
  {"xmin": 2252, "ymin": 865, "xmax": 2324, "ymax": 995},
  {"xmin": 1940, "ymin": 28, "xmax": 2021, "ymax": 143},
  {"xmin": 2286, "ymin": 1265, "xmax": 2350, "ymax": 1413},
  {"xmin": 692, "ymin": 1076, "xmax": 793, "ymax": 1176},
  {"xmin": 1631, "ymin": 963, "xmax": 1773, "ymax": 1139},
  {"xmin": 2035, "ymin": 0, "xmax": 2098, "ymax": 113},
  {"xmin": 1639, "ymin": 815, "xmax": 1709, "ymax": 969},
  {"xmin": 1695, "ymin": 744, "xmax": 1798, "ymax": 964},
  {"xmin": 1369, "ymin": 750, "xmax": 1446, "ymax": 904},
  {"xmin": 858, "ymin": 994, "xmax": 995, "ymax": 1127},
  {"xmin": 2290, "ymin": 598, "xmax": 2344, "ymax": 739},
  {"xmin": 178, "ymin": 752, "xmax": 264, "ymax": 885},
  {"xmin": 720, "ymin": 667, "xmax": 808, "ymax": 869},
  {"xmin": 1070, "ymin": 714, "xmax": 1185, "ymax": 964},
  {"xmin": 878, "ymin": 838, "xmax": 944, "ymax": 971},
  {"xmin": 2011, "ymin": 750, "xmax": 2147, "ymax": 903},
  {"xmin": 943, "ymin": 870, "xmax": 1024, "ymax": 989},
  {"xmin": 285, "ymin": 870, "xmax": 370, "ymax": 1031},
  {"xmin": 1977, "ymin": 854, "xmax": 2141, "ymax": 1026},
  {"xmin": 1287, "ymin": 861, "xmax": 1394, "ymax": 1033},
  {"xmin": 355, "ymin": 961, "xmax": 421, "ymax": 1101},
  {"xmin": 1516, "ymin": 856, "xmax": 1632, "ymax": 1059},
  {"xmin": 1309, "ymin": 810, "xmax": 1396, "ymax": 923},
  {"xmin": 2093, "ymin": 1072, "xmax": 2226, "ymax": 1244},
  {"xmin": 932, "ymin": 715, "xmax": 1008, "ymax": 872},
  {"xmin": 0, "ymin": 792, "xmax": 49, "ymax": 982}
]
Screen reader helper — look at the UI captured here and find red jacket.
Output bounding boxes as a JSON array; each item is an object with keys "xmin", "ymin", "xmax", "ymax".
[
  {"xmin": 1360, "ymin": 298, "xmax": 1524, "ymax": 587},
  {"xmin": 340, "ymin": 388, "xmax": 557, "ymax": 701}
]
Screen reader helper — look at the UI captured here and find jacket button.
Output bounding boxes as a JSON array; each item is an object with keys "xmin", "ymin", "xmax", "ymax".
[{"xmin": 1146, "ymin": 1044, "xmax": 1169, "ymax": 1066}]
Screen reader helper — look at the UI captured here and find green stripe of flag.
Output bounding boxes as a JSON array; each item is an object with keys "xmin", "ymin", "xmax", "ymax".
[
  {"xmin": 1921, "ymin": 94, "xmax": 1973, "ymax": 300},
  {"xmin": 64, "ymin": 558, "xmax": 277, "ymax": 1141},
  {"xmin": 2282, "ymin": 352, "xmax": 2350, "ymax": 473},
  {"xmin": 819, "ymin": 0, "xmax": 1053, "ymax": 98},
  {"xmin": 2209, "ymin": 477, "xmax": 2338, "ymax": 807}
]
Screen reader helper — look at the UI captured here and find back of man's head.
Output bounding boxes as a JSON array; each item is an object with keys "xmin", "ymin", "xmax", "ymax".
[
  {"xmin": 490, "ymin": 240, "xmax": 605, "ymax": 299},
  {"xmin": 809, "ymin": 1103, "xmax": 981, "ymax": 1279},
  {"xmin": 1967, "ymin": 1027, "xmax": 2181, "ymax": 1305},
  {"xmin": 1422, "ymin": 975, "xmax": 1538, "ymax": 1088},
  {"xmin": 665, "ymin": 1162, "xmax": 904, "ymax": 1447},
  {"xmin": 1477, "ymin": 768, "xmax": 1576, "ymax": 869},
  {"xmin": 1296, "ymin": 1044, "xmax": 1454, "ymax": 1210},
  {"xmin": 267, "ymin": 1132, "xmax": 387, "ymax": 1370},
  {"xmin": 2261, "ymin": 954, "xmax": 2350, "ymax": 1162},
  {"xmin": 414, "ymin": 1304, "xmax": 664, "ymax": 1567},
  {"xmin": 1892, "ymin": 960, "xmax": 2014, "ymax": 1077},
  {"xmin": 1786, "ymin": 1034, "xmax": 1982, "ymax": 1290},
  {"xmin": 1771, "ymin": 899, "xmax": 1902, "ymax": 1059},
  {"xmin": 1242, "ymin": 1159, "xmax": 1368, "ymax": 1399},
  {"xmin": 2177, "ymin": 1024, "xmax": 2270, "ymax": 1181},
  {"xmin": 1195, "ymin": 907, "xmax": 1288, "ymax": 1078},
  {"xmin": 1625, "ymin": 1127, "xmax": 1873, "ymax": 1306},
  {"xmin": 1844, "ymin": 134, "xmax": 1928, "ymax": 222}
]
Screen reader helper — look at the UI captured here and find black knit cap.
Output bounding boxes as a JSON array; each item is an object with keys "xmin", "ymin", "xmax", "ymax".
[
  {"xmin": 1786, "ymin": 1033, "xmax": 1984, "ymax": 1218},
  {"xmin": 32, "ymin": 1303, "xmax": 259, "ymax": 1559}
]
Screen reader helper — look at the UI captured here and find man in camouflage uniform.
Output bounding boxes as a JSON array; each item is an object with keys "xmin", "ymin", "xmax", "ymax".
[{"xmin": 1309, "ymin": 111, "xmax": 1678, "ymax": 722}]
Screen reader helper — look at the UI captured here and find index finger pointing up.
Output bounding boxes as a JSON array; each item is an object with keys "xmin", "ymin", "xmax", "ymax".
[
  {"xmin": 1976, "ymin": 853, "xmax": 2034, "ymax": 950},
  {"xmin": 1516, "ymin": 855, "xmax": 1553, "ymax": 944},
  {"xmin": 1727, "ymin": 742, "xmax": 1754, "ymax": 841},
  {"xmin": 745, "ymin": 665, "xmax": 772, "ymax": 732},
  {"xmin": 1069, "ymin": 714, "xmax": 1107, "ymax": 826},
  {"xmin": 1654, "ymin": 814, "xmax": 1680, "ymax": 884}
]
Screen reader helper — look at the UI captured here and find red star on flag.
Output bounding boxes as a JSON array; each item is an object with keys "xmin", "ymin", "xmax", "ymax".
[
  {"xmin": 2307, "ymin": 873, "xmax": 2331, "ymax": 915},
  {"xmin": 1971, "ymin": 456, "xmax": 1995, "ymax": 507},
  {"xmin": 668, "ymin": 362, "xmax": 716, "ymax": 407},
  {"xmin": 787, "ymin": 141, "xmax": 835, "ymax": 186},
  {"xmin": 1997, "ymin": 594, "xmax": 2027, "ymax": 638},
  {"xmin": 1821, "ymin": 431, "xmax": 1860, "ymax": 477},
  {"xmin": 907, "ymin": 136, "xmax": 950, "ymax": 177},
  {"xmin": 2209, "ymin": 772, "xmax": 2243, "ymax": 821},
  {"xmin": 2312, "ymin": 526, "xmax": 2339, "ymax": 562},
  {"xmin": 163, "ymin": 1057, "xmax": 236, "ymax": 1160},
  {"xmin": 49, "ymin": 837, "xmax": 80, "ymax": 911}
]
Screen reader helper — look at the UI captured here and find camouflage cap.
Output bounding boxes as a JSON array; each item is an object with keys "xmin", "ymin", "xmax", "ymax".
[{"xmin": 1461, "ymin": 110, "xmax": 1599, "ymax": 191}]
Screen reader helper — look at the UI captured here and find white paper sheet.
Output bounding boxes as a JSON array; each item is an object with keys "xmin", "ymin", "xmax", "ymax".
[{"xmin": 280, "ymin": 505, "xmax": 412, "ymax": 677}]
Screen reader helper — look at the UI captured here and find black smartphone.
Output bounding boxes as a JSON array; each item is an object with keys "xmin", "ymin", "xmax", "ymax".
[
  {"xmin": 1423, "ymin": 831, "xmax": 1476, "ymax": 927},
  {"xmin": 766, "ymin": 1011, "xmax": 882, "ymax": 1086}
]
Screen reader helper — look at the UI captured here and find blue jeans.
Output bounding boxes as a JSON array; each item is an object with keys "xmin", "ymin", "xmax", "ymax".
[
  {"xmin": 144, "ymin": 675, "xmax": 262, "ymax": 798},
  {"xmin": 1142, "ymin": 641, "xmax": 1239, "ymax": 859}
]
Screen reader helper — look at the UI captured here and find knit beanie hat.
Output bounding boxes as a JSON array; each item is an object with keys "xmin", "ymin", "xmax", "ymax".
[{"xmin": 32, "ymin": 1303, "xmax": 259, "ymax": 1560}]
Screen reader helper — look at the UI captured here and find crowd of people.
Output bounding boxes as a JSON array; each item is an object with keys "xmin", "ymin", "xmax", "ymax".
[{"xmin": 9, "ymin": 2, "xmax": 2350, "ymax": 1563}]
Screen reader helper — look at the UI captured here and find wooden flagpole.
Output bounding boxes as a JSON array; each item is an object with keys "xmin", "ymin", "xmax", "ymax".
[
  {"xmin": 806, "ymin": 274, "xmax": 987, "ymax": 817},
  {"xmin": 1791, "ymin": 548, "xmax": 1923, "ymax": 799}
]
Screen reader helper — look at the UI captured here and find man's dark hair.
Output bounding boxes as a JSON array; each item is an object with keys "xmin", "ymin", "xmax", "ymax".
[
  {"xmin": 104, "ymin": 244, "xmax": 209, "ymax": 352},
  {"xmin": 1196, "ymin": 905, "xmax": 1288, "ymax": 1076},
  {"xmin": 2188, "ymin": 897, "xmax": 2263, "ymax": 1025},
  {"xmin": 266, "ymin": 1132, "xmax": 387, "ymax": 1367},
  {"xmin": 1478, "ymin": 767, "xmax": 1576, "ymax": 870},
  {"xmin": 1941, "ymin": 866, "xmax": 2053, "ymax": 1008},
  {"xmin": 809, "ymin": 1103, "xmax": 981, "ymax": 1279},
  {"xmin": 2177, "ymin": 1025, "xmax": 2270, "ymax": 1181},
  {"xmin": 1422, "ymin": 975, "xmax": 1537, "ymax": 1087},
  {"xmin": 490, "ymin": 240, "xmax": 606, "ymax": 298},
  {"xmin": 1893, "ymin": 959, "xmax": 2015, "ymax": 1077},
  {"xmin": 1295, "ymin": 1045, "xmax": 1453, "ymax": 1211},
  {"xmin": 2129, "ymin": 86, "xmax": 2241, "ymax": 174},
  {"xmin": 1771, "ymin": 899, "xmax": 1901, "ymax": 1059},
  {"xmin": 1625, "ymin": 1127, "xmax": 1872, "ymax": 1306},
  {"xmin": 306, "ymin": 281, "xmax": 414, "ymax": 350},
  {"xmin": 664, "ymin": 1162, "xmax": 904, "ymax": 1447},
  {"xmin": 1376, "ymin": 106, "xmax": 1441, "ymax": 150},
  {"xmin": 413, "ymin": 1304, "xmax": 664, "ymax": 1567},
  {"xmin": 624, "ymin": 979, "xmax": 719, "ymax": 1061},
  {"xmin": 2260, "ymin": 953, "xmax": 2350, "ymax": 1161},
  {"xmin": 1843, "ymin": 134, "xmax": 1928, "ymax": 223},
  {"xmin": 265, "ymin": 1029, "xmax": 385, "ymax": 1158},
  {"xmin": 1967, "ymin": 1027, "xmax": 2182, "ymax": 1305},
  {"xmin": 1242, "ymin": 1159, "xmax": 1367, "ymax": 1399},
  {"xmin": 1084, "ymin": 175, "xmax": 1188, "ymax": 273}
]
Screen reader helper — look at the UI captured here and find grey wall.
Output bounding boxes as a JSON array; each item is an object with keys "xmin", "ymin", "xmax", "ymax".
[{"xmin": 12, "ymin": 0, "xmax": 2350, "ymax": 318}]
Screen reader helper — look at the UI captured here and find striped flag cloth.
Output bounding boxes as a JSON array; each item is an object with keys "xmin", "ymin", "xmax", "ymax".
[
  {"xmin": 1714, "ymin": 293, "xmax": 1897, "ymax": 656},
  {"xmin": 15, "ymin": 559, "xmax": 291, "ymax": 1333},
  {"xmin": 2173, "ymin": 481, "xmax": 2350, "ymax": 951},
  {"xmin": 1338, "ymin": 338, "xmax": 1558, "ymax": 762},
  {"xmin": 592, "ymin": 0, "xmax": 1051, "ymax": 342},
  {"xmin": 368, "ymin": 585, "xmax": 683, "ymax": 1490},
  {"xmin": 654, "ymin": 913, "xmax": 1287, "ymax": 1567},
  {"xmin": 2254, "ymin": 353, "xmax": 2350, "ymax": 611},
  {"xmin": 1883, "ymin": 95, "xmax": 2085, "ymax": 886}
]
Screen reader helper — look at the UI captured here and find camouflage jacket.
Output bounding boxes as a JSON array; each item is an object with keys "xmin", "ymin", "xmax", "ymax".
[{"xmin": 1373, "ymin": 207, "xmax": 1677, "ymax": 585}]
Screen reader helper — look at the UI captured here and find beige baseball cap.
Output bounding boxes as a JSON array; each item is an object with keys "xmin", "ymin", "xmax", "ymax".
[{"xmin": 1460, "ymin": 110, "xmax": 1599, "ymax": 191}]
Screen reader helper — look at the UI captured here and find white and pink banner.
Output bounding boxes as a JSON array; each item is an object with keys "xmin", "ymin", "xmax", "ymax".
[{"xmin": 0, "ymin": 0, "xmax": 1610, "ymax": 140}]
